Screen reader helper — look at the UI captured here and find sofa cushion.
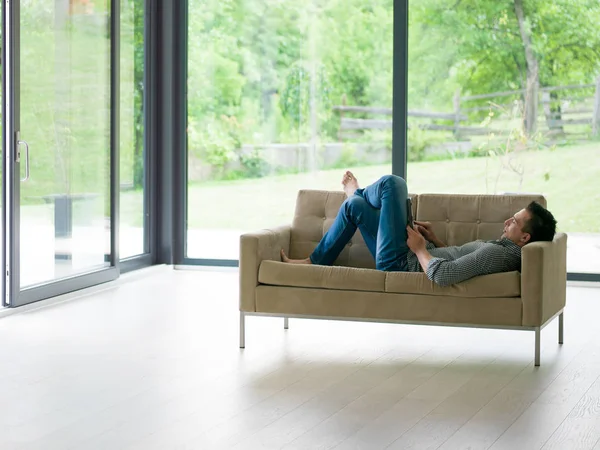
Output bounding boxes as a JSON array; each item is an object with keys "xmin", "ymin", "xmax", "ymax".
[
  {"xmin": 385, "ymin": 271, "xmax": 521, "ymax": 298},
  {"xmin": 255, "ymin": 286, "xmax": 523, "ymax": 327},
  {"xmin": 258, "ymin": 260, "xmax": 386, "ymax": 292},
  {"xmin": 259, "ymin": 260, "xmax": 521, "ymax": 298}
]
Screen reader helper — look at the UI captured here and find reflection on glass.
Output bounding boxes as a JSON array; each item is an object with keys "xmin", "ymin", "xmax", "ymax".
[
  {"xmin": 186, "ymin": 0, "xmax": 394, "ymax": 260},
  {"xmin": 20, "ymin": 0, "xmax": 111, "ymax": 287},
  {"xmin": 120, "ymin": 0, "xmax": 145, "ymax": 259},
  {"xmin": 407, "ymin": 1, "xmax": 600, "ymax": 274}
]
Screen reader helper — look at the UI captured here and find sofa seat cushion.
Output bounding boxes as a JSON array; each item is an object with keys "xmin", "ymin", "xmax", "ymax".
[
  {"xmin": 254, "ymin": 286, "xmax": 523, "ymax": 327},
  {"xmin": 259, "ymin": 261, "xmax": 521, "ymax": 298},
  {"xmin": 258, "ymin": 260, "xmax": 386, "ymax": 292},
  {"xmin": 385, "ymin": 271, "xmax": 521, "ymax": 298}
]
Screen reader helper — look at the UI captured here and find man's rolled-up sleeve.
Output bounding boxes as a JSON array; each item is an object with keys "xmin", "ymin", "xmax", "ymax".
[{"xmin": 425, "ymin": 245, "xmax": 506, "ymax": 287}]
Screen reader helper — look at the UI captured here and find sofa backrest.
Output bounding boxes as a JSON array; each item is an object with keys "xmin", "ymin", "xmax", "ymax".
[
  {"xmin": 416, "ymin": 194, "xmax": 546, "ymax": 247},
  {"xmin": 289, "ymin": 189, "xmax": 546, "ymax": 269}
]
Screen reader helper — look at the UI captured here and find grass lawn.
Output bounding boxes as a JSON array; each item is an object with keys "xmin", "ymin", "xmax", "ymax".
[{"xmin": 120, "ymin": 141, "xmax": 600, "ymax": 233}]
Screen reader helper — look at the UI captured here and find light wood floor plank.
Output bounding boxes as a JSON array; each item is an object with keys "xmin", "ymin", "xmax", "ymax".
[{"xmin": 540, "ymin": 364, "xmax": 600, "ymax": 450}]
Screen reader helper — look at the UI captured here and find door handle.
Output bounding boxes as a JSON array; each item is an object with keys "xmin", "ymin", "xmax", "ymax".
[
  {"xmin": 19, "ymin": 140, "xmax": 30, "ymax": 182},
  {"xmin": 15, "ymin": 132, "xmax": 30, "ymax": 182}
]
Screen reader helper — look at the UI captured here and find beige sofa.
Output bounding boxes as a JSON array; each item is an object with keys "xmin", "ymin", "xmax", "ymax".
[{"xmin": 239, "ymin": 190, "xmax": 567, "ymax": 366}]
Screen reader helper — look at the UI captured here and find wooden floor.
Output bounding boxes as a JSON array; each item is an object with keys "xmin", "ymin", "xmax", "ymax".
[{"xmin": 0, "ymin": 267, "xmax": 599, "ymax": 450}]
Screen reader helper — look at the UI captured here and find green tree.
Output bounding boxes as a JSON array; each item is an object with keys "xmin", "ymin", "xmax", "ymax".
[{"xmin": 411, "ymin": 0, "xmax": 600, "ymax": 135}]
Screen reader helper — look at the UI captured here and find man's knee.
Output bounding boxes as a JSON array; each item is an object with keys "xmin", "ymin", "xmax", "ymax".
[
  {"xmin": 343, "ymin": 195, "xmax": 368, "ymax": 218},
  {"xmin": 343, "ymin": 195, "xmax": 367, "ymax": 211},
  {"xmin": 379, "ymin": 174, "xmax": 407, "ymax": 191}
]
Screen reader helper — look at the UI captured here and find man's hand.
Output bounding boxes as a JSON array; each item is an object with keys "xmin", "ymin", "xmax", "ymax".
[
  {"xmin": 407, "ymin": 225, "xmax": 427, "ymax": 253},
  {"xmin": 414, "ymin": 220, "xmax": 434, "ymax": 240},
  {"xmin": 407, "ymin": 225, "xmax": 435, "ymax": 272},
  {"xmin": 414, "ymin": 220, "xmax": 446, "ymax": 248}
]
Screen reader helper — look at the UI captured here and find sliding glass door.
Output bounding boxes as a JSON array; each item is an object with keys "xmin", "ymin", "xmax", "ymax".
[{"xmin": 3, "ymin": 0, "xmax": 119, "ymax": 307}]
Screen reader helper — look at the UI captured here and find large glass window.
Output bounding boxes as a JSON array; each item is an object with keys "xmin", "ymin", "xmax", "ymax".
[
  {"xmin": 407, "ymin": 0, "xmax": 600, "ymax": 274},
  {"xmin": 186, "ymin": 0, "xmax": 394, "ymax": 260},
  {"xmin": 19, "ymin": 0, "xmax": 111, "ymax": 287},
  {"xmin": 120, "ymin": 0, "xmax": 146, "ymax": 259}
]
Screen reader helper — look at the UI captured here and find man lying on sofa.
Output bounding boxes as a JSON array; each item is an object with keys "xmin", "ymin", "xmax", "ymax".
[{"xmin": 281, "ymin": 171, "xmax": 557, "ymax": 287}]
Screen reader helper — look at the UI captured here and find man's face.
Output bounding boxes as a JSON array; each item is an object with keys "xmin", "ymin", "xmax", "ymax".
[{"xmin": 501, "ymin": 208, "xmax": 532, "ymax": 246}]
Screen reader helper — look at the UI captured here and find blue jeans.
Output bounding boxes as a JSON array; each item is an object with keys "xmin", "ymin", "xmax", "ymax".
[{"xmin": 310, "ymin": 174, "xmax": 409, "ymax": 272}]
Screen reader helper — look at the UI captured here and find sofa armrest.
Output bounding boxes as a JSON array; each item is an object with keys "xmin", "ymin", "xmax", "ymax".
[
  {"xmin": 239, "ymin": 225, "xmax": 292, "ymax": 312},
  {"xmin": 521, "ymin": 232, "xmax": 568, "ymax": 327}
]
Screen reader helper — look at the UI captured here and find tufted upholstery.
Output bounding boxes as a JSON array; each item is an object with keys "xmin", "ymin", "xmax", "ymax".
[
  {"xmin": 289, "ymin": 190, "xmax": 418, "ymax": 269},
  {"xmin": 415, "ymin": 194, "xmax": 546, "ymax": 247},
  {"xmin": 289, "ymin": 189, "xmax": 545, "ymax": 268}
]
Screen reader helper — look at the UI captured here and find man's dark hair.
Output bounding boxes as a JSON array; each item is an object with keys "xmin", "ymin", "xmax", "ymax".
[{"xmin": 523, "ymin": 201, "xmax": 557, "ymax": 242}]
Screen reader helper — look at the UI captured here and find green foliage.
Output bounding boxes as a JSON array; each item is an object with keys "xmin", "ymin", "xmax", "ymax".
[
  {"xmin": 186, "ymin": 0, "xmax": 600, "ymax": 182},
  {"xmin": 330, "ymin": 145, "xmax": 361, "ymax": 169},
  {"xmin": 187, "ymin": 0, "xmax": 395, "ymax": 180},
  {"xmin": 470, "ymin": 105, "xmax": 560, "ymax": 193},
  {"xmin": 411, "ymin": 0, "xmax": 600, "ymax": 108},
  {"xmin": 239, "ymin": 148, "xmax": 271, "ymax": 178},
  {"xmin": 188, "ymin": 116, "xmax": 238, "ymax": 173},
  {"xmin": 279, "ymin": 63, "xmax": 332, "ymax": 130},
  {"xmin": 406, "ymin": 127, "xmax": 448, "ymax": 162}
]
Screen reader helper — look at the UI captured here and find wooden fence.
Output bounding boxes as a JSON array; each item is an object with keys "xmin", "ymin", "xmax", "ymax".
[{"xmin": 333, "ymin": 76, "xmax": 600, "ymax": 142}]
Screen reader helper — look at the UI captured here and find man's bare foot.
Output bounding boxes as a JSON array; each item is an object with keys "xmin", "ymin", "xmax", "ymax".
[
  {"xmin": 342, "ymin": 171, "xmax": 359, "ymax": 197},
  {"xmin": 281, "ymin": 249, "xmax": 312, "ymax": 265}
]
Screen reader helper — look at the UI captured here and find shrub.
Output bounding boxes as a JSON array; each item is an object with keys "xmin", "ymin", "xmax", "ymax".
[
  {"xmin": 406, "ymin": 127, "xmax": 447, "ymax": 162},
  {"xmin": 331, "ymin": 145, "xmax": 361, "ymax": 169},
  {"xmin": 188, "ymin": 117, "xmax": 236, "ymax": 173},
  {"xmin": 238, "ymin": 148, "xmax": 271, "ymax": 179}
]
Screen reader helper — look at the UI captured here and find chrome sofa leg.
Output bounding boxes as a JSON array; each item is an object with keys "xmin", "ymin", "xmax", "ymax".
[
  {"xmin": 559, "ymin": 312, "xmax": 564, "ymax": 345},
  {"xmin": 240, "ymin": 312, "xmax": 246, "ymax": 349},
  {"xmin": 535, "ymin": 327, "xmax": 541, "ymax": 366},
  {"xmin": 284, "ymin": 317, "xmax": 289, "ymax": 330}
]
